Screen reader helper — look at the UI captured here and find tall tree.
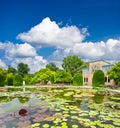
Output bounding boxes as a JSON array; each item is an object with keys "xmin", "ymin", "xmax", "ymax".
[
  {"xmin": 30, "ymin": 68, "xmax": 55, "ymax": 84},
  {"xmin": 62, "ymin": 56, "xmax": 85, "ymax": 76},
  {"xmin": 17, "ymin": 63, "xmax": 30, "ymax": 77},
  {"xmin": 107, "ymin": 62, "xmax": 120, "ymax": 85},
  {"xmin": 8, "ymin": 65, "xmax": 17, "ymax": 75},
  {"xmin": 46, "ymin": 62, "xmax": 59, "ymax": 71}
]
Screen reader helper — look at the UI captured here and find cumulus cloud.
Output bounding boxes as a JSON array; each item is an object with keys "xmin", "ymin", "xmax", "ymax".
[
  {"xmin": 73, "ymin": 39, "xmax": 120, "ymax": 61},
  {"xmin": 0, "ymin": 42, "xmax": 37, "ymax": 59},
  {"xmin": 0, "ymin": 59, "xmax": 7, "ymax": 68},
  {"xmin": 17, "ymin": 17, "xmax": 87, "ymax": 48},
  {"xmin": 0, "ymin": 17, "xmax": 120, "ymax": 73},
  {"xmin": 6, "ymin": 43, "xmax": 37, "ymax": 58},
  {"xmin": 50, "ymin": 39, "xmax": 120, "ymax": 63},
  {"xmin": 11, "ymin": 56, "xmax": 47, "ymax": 73},
  {"xmin": 0, "ymin": 41, "xmax": 47, "ymax": 73}
]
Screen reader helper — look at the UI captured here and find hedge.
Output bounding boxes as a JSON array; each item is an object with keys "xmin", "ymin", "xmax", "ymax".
[
  {"xmin": 0, "ymin": 73, "xmax": 6, "ymax": 86},
  {"xmin": 73, "ymin": 73, "xmax": 83, "ymax": 86},
  {"xmin": 92, "ymin": 70, "xmax": 105, "ymax": 88},
  {"xmin": 13, "ymin": 74, "xmax": 23, "ymax": 86}
]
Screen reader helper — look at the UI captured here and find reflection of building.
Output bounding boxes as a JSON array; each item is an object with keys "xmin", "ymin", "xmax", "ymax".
[{"xmin": 82, "ymin": 60, "xmax": 114, "ymax": 86}]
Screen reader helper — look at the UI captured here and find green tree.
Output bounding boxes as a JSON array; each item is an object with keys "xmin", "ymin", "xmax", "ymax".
[
  {"xmin": 17, "ymin": 63, "xmax": 30, "ymax": 77},
  {"xmin": 54, "ymin": 69, "xmax": 72, "ymax": 84},
  {"xmin": 31, "ymin": 68, "xmax": 55, "ymax": 84},
  {"xmin": 13, "ymin": 74, "xmax": 23, "ymax": 86},
  {"xmin": 8, "ymin": 65, "xmax": 17, "ymax": 75},
  {"xmin": 73, "ymin": 73, "xmax": 83, "ymax": 86},
  {"xmin": 62, "ymin": 56, "xmax": 85, "ymax": 76},
  {"xmin": 6, "ymin": 73, "xmax": 14, "ymax": 86},
  {"xmin": 107, "ymin": 62, "xmax": 120, "ymax": 85},
  {"xmin": 23, "ymin": 74, "xmax": 33, "ymax": 85},
  {"xmin": 92, "ymin": 70, "xmax": 105, "ymax": 87},
  {"xmin": 0, "ymin": 73, "xmax": 6, "ymax": 86},
  {"xmin": 46, "ymin": 62, "xmax": 59, "ymax": 71},
  {"xmin": 0, "ymin": 68, "xmax": 8, "ymax": 75}
]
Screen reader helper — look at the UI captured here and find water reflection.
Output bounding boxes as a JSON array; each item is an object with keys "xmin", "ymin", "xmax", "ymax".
[
  {"xmin": 19, "ymin": 109, "xmax": 28, "ymax": 116},
  {"xmin": 93, "ymin": 93, "xmax": 104, "ymax": 104},
  {"xmin": 18, "ymin": 97, "xmax": 30, "ymax": 104},
  {"xmin": 0, "ymin": 87, "xmax": 120, "ymax": 128}
]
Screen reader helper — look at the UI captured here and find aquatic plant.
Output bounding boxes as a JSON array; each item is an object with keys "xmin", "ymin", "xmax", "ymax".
[
  {"xmin": 31, "ymin": 123, "xmax": 40, "ymax": 128},
  {"xmin": 43, "ymin": 124, "xmax": 50, "ymax": 128}
]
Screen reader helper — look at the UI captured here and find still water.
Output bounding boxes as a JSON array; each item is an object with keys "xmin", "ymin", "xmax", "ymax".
[{"xmin": 0, "ymin": 87, "xmax": 120, "ymax": 128}]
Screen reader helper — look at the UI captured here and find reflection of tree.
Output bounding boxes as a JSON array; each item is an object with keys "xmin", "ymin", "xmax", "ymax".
[
  {"xmin": 93, "ymin": 93, "xmax": 104, "ymax": 104},
  {"xmin": 18, "ymin": 97, "xmax": 29, "ymax": 104},
  {"xmin": 0, "ymin": 96, "xmax": 9, "ymax": 102}
]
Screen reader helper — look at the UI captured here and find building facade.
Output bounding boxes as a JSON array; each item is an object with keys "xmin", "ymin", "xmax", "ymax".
[{"xmin": 82, "ymin": 60, "xmax": 114, "ymax": 86}]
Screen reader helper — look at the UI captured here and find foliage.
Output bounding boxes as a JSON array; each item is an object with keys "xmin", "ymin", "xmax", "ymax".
[
  {"xmin": 46, "ymin": 62, "xmax": 59, "ymax": 71},
  {"xmin": 6, "ymin": 73, "xmax": 14, "ymax": 86},
  {"xmin": 0, "ymin": 73, "xmax": 6, "ymax": 86},
  {"xmin": 73, "ymin": 73, "xmax": 83, "ymax": 86},
  {"xmin": 30, "ymin": 68, "xmax": 55, "ymax": 84},
  {"xmin": 107, "ymin": 62, "xmax": 120, "ymax": 85},
  {"xmin": 0, "ymin": 68, "xmax": 8, "ymax": 75},
  {"xmin": 54, "ymin": 69, "xmax": 72, "ymax": 83},
  {"xmin": 8, "ymin": 65, "xmax": 17, "ymax": 75},
  {"xmin": 62, "ymin": 56, "xmax": 85, "ymax": 76},
  {"xmin": 13, "ymin": 74, "xmax": 23, "ymax": 86},
  {"xmin": 23, "ymin": 74, "xmax": 33, "ymax": 85},
  {"xmin": 17, "ymin": 63, "xmax": 30, "ymax": 77},
  {"xmin": 92, "ymin": 70, "xmax": 105, "ymax": 87}
]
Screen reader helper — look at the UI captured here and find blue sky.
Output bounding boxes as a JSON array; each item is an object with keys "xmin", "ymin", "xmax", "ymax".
[{"xmin": 0, "ymin": 0, "xmax": 120, "ymax": 73}]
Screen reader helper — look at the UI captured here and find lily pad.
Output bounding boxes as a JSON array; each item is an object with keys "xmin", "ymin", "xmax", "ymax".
[{"xmin": 43, "ymin": 124, "xmax": 50, "ymax": 128}]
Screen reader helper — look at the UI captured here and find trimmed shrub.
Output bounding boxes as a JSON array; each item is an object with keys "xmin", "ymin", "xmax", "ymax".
[
  {"xmin": 92, "ymin": 70, "xmax": 105, "ymax": 88},
  {"xmin": 7, "ymin": 76, "xmax": 14, "ymax": 86},
  {"xmin": 13, "ymin": 74, "xmax": 23, "ymax": 86},
  {"xmin": 0, "ymin": 73, "xmax": 6, "ymax": 86},
  {"xmin": 73, "ymin": 73, "xmax": 83, "ymax": 86},
  {"xmin": 6, "ymin": 73, "xmax": 14, "ymax": 86}
]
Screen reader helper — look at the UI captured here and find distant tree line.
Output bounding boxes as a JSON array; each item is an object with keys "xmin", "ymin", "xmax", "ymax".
[
  {"xmin": 0, "ymin": 56, "xmax": 120, "ymax": 87},
  {"xmin": 0, "ymin": 56, "xmax": 86, "ymax": 86}
]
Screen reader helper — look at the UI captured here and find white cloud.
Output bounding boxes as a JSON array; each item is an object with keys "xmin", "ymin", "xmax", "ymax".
[
  {"xmin": 0, "ymin": 59, "xmax": 7, "ymax": 68},
  {"xmin": 5, "ymin": 42, "xmax": 37, "ymax": 59},
  {"xmin": 0, "ymin": 41, "xmax": 47, "ymax": 73},
  {"xmin": 11, "ymin": 56, "xmax": 47, "ymax": 73},
  {"xmin": 0, "ymin": 42, "xmax": 37, "ymax": 59},
  {"xmin": 78, "ymin": 39, "xmax": 120, "ymax": 61},
  {"xmin": 17, "ymin": 17, "xmax": 87, "ymax": 48},
  {"xmin": 49, "ymin": 39, "xmax": 120, "ymax": 62},
  {"xmin": 0, "ymin": 17, "xmax": 120, "ymax": 73}
]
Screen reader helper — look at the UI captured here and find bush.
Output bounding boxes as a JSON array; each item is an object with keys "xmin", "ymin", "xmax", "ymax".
[
  {"xmin": 6, "ymin": 73, "xmax": 14, "ymax": 86},
  {"xmin": 7, "ymin": 76, "xmax": 14, "ymax": 86},
  {"xmin": 54, "ymin": 70, "xmax": 72, "ymax": 83},
  {"xmin": 13, "ymin": 74, "xmax": 23, "ymax": 86},
  {"xmin": 73, "ymin": 73, "xmax": 83, "ymax": 86},
  {"xmin": 50, "ymin": 75, "xmax": 55, "ymax": 83},
  {"xmin": 0, "ymin": 73, "xmax": 6, "ymax": 86},
  {"xmin": 92, "ymin": 70, "xmax": 105, "ymax": 88}
]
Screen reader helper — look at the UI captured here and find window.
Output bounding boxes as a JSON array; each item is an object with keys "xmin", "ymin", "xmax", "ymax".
[
  {"xmin": 108, "ymin": 78, "xmax": 110, "ymax": 83},
  {"xmin": 105, "ymin": 77, "xmax": 107, "ymax": 82},
  {"xmin": 105, "ymin": 76, "xmax": 110, "ymax": 83},
  {"xmin": 84, "ymin": 77, "xmax": 88, "ymax": 82}
]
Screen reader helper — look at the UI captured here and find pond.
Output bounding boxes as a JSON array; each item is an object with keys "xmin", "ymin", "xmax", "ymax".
[{"xmin": 0, "ymin": 86, "xmax": 120, "ymax": 128}]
